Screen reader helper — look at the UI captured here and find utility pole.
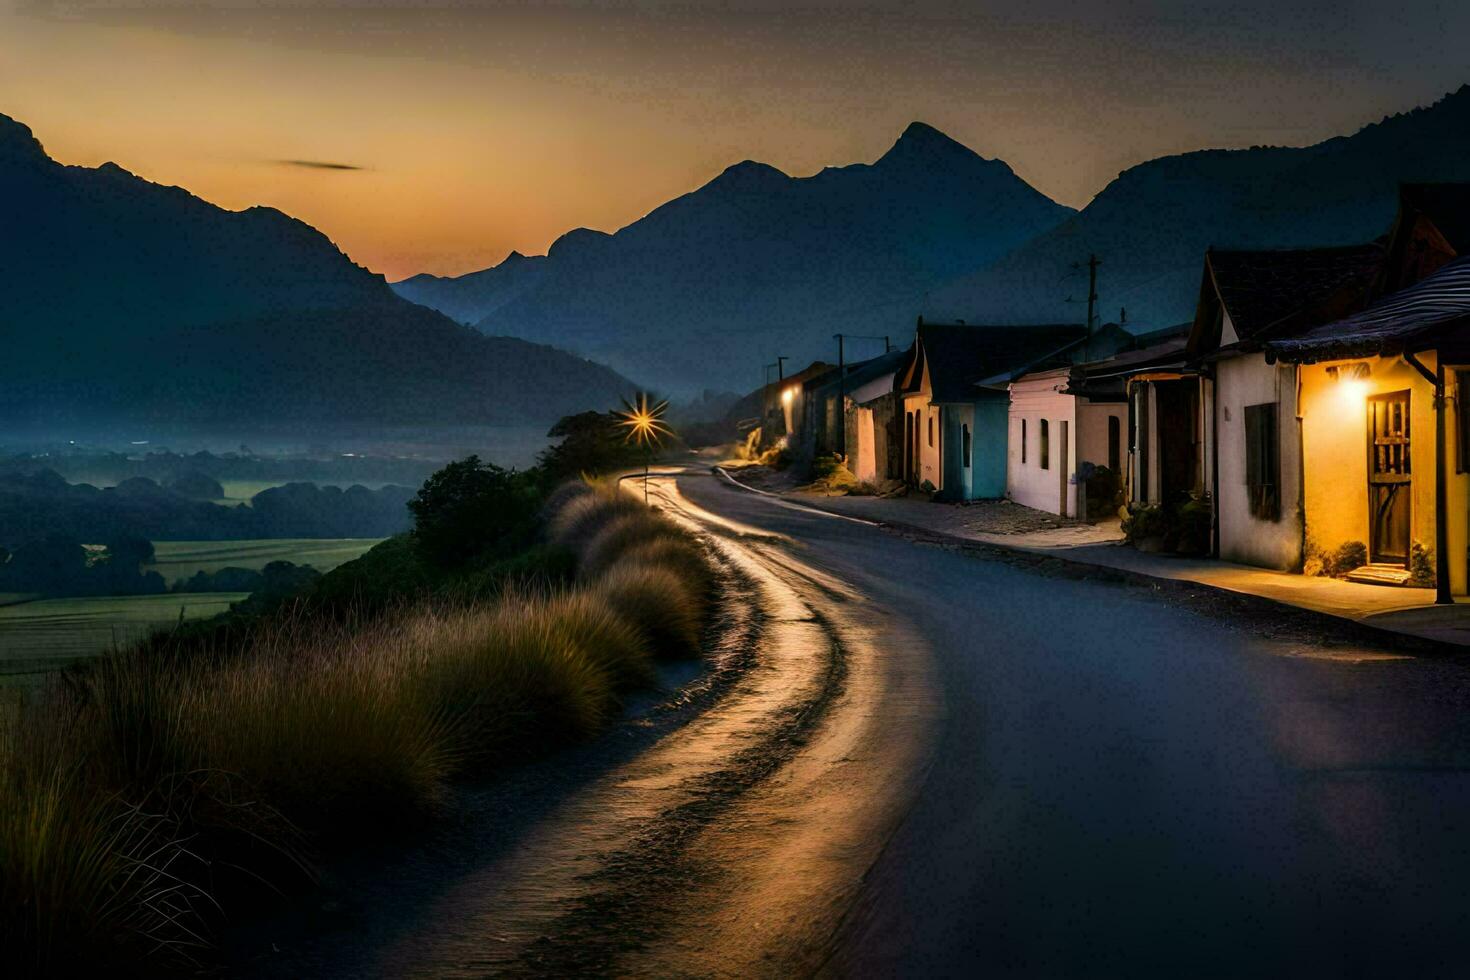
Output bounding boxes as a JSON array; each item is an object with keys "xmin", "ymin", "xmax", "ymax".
[
  {"xmin": 1085, "ymin": 253, "xmax": 1100, "ymax": 361},
  {"xmin": 776, "ymin": 355, "xmax": 788, "ymax": 382},
  {"xmin": 834, "ymin": 333, "xmax": 846, "ymax": 460},
  {"xmin": 762, "ymin": 362, "xmax": 775, "ymax": 447}
]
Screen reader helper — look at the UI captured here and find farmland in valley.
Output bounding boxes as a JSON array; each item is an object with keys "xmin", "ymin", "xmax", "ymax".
[
  {"xmin": 0, "ymin": 592, "xmax": 249, "ymax": 682},
  {"xmin": 147, "ymin": 537, "xmax": 384, "ymax": 581}
]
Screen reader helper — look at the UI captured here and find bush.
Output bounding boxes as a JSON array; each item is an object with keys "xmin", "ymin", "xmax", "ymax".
[
  {"xmin": 1176, "ymin": 497, "xmax": 1212, "ymax": 556},
  {"xmin": 1122, "ymin": 503, "xmax": 1168, "ymax": 543},
  {"xmin": 1409, "ymin": 542, "xmax": 1436, "ymax": 587},
  {"xmin": 1332, "ymin": 541, "xmax": 1368, "ymax": 576},
  {"xmin": 409, "ymin": 456, "xmax": 541, "ymax": 568},
  {"xmin": 594, "ymin": 563, "xmax": 703, "ymax": 659},
  {"xmin": 1079, "ymin": 463, "xmax": 1123, "ymax": 520}
]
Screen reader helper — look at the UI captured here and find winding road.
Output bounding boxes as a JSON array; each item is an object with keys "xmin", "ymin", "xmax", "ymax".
[{"xmin": 244, "ymin": 465, "xmax": 1470, "ymax": 978}]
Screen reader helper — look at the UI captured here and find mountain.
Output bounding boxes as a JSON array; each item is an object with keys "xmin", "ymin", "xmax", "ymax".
[
  {"xmin": 393, "ymin": 250, "xmax": 549, "ymax": 325},
  {"xmin": 0, "ymin": 113, "xmax": 635, "ymax": 432},
  {"xmin": 925, "ymin": 85, "xmax": 1470, "ymax": 333},
  {"xmin": 392, "ymin": 122, "xmax": 1075, "ymax": 393}
]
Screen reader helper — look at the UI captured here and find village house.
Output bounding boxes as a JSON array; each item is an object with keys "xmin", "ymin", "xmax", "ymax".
[
  {"xmin": 1056, "ymin": 326, "xmax": 1194, "ymax": 513},
  {"xmin": 1193, "ymin": 184, "xmax": 1470, "ymax": 596},
  {"xmin": 747, "ymin": 360, "xmax": 830, "ymax": 451},
  {"xmin": 1188, "ymin": 243, "xmax": 1384, "ymax": 569},
  {"xmin": 988, "ymin": 324, "xmax": 1134, "ymax": 518},
  {"xmin": 837, "ymin": 347, "xmax": 913, "ymax": 484},
  {"xmin": 895, "ymin": 320, "xmax": 1086, "ymax": 500}
]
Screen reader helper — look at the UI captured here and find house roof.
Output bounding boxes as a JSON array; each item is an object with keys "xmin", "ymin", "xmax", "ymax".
[
  {"xmin": 976, "ymin": 323, "xmax": 1134, "ymax": 389},
  {"xmin": 901, "ymin": 322, "xmax": 1086, "ymax": 402},
  {"xmin": 803, "ymin": 347, "xmax": 910, "ymax": 396},
  {"xmin": 1401, "ymin": 183, "xmax": 1470, "ymax": 254},
  {"xmin": 1264, "ymin": 255, "xmax": 1470, "ymax": 363},
  {"xmin": 1064, "ymin": 326, "xmax": 1193, "ymax": 398},
  {"xmin": 1205, "ymin": 243, "xmax": 1384, "ymax": 343}
]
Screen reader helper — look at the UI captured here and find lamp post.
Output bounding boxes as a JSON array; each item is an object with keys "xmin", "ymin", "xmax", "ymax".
[{"xmin": 614, "ymin": 392, "xmax": 673, "ymax": 504}]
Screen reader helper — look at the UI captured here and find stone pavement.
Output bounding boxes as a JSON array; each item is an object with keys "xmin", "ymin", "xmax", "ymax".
[{"xmin": 714, "ymin": 466, "xmax": 1470, "ymax": 650}]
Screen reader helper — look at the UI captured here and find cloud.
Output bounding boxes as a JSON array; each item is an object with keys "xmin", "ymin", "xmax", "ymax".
[{"xmin": 275, "ymin": 159, "xmax": 365, "ymax": 171}]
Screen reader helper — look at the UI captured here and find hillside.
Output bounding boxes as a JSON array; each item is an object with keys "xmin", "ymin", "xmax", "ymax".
[
  {"xmin": 0, "ymin": 113, "xmax": 635, "ymax": 431},
  {"xmin": 925, "ymin": 85, "xmax": 1470, "ymax": 332},
  {"xmin": 392, "ymin": 122, "xmax": 1075, "ymax": 392}
]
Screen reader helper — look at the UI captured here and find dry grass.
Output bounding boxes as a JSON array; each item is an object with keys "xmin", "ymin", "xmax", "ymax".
[{"xmin": 2, "ymin": 480, "xmax": 715, "ymax": 976}]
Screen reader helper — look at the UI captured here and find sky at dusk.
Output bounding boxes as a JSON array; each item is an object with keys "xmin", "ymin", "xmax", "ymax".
[{"xmin": 3, "ymin": 0, "xmax": 1467, "ymax": 280}]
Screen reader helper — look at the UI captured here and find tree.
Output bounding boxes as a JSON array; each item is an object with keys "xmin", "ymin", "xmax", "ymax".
[
  {"xmin": 104, "ymin": 535, "xmax": 156, "ymax": 568},
  {"xmin": 408, "ymin": 456, "xmax": 541, "ymax": 567},
  {"xmin": 537, "ymin": 411, "xmax": 647, "ymax": 486}
]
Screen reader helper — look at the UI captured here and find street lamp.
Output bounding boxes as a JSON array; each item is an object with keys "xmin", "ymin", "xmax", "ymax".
[{"xmin": 614, "ymin": 392, "xmax": 673, "ymax": 503}]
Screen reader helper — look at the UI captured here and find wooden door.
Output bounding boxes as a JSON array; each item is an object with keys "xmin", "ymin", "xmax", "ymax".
[
  {"xmin": 1367, "ymin": 390, "xmax": 1411, "ymax": 565},
  {"xmin": 1058, "ymin": 420, "xmax": 1070, "ymax": 517}
]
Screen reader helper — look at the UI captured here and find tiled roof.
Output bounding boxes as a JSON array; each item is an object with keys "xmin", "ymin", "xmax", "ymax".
[
  {"xmin": 1402, "ymin": 183, "xmax": 1470, "ymax": 254},
  {"xmin": 1207, "ymin": 243, "xmax": 1383, "ymax": 342},
  {"xmin": 1265, "ymin": 255, "xmax": 1470, "ymax": 362},
  {"xmin": 906, "ymin": 323, "xmax": 1085, "ymax": 402}
]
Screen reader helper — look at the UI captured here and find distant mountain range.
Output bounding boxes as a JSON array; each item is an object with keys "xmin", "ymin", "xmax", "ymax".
[
  {"xmin": 925, "ymin": 85, "xmax": 1470, "ymax": 332},
  {"xmin": 0, "ymin": 113, "xmax": 634, "ymax": 433},
  {"xmin": 397, "ymin": 86, "xmax": 1470, "ymax": 392},
  {"xmin": 392, "ymin": 122, "xmax": 1076, "ymax": 393}
]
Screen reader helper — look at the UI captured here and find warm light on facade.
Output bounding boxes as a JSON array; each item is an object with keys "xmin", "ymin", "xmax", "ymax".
[
  {"xmin": 781, "ymin": 387, "xmax": 796, "ymax": 405},
  {"xmin": 1327, "ymin": 361, "xmax": 1372, "ymax": 404}
]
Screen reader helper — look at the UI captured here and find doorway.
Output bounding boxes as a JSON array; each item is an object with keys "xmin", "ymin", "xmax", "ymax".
[
  {"xmin": 1154, "ymin": 380, "xmax": 1199, "ymax": 505},
  {"xmin": 1367, "ymin": 390, "xmax": 1411, "ymax": 565},
  {"xmin": 1058, "ymin": 420, "xmax": 1070, "ymax": 516}
]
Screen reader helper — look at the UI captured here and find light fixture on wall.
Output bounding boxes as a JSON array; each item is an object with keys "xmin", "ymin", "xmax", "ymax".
[
  {"xmin": 781, "ymin": 387, "xmax": 796, "ymax": 405},
  {"xmin": 1327, "ymin": 361, "xmax": 1371, "ymax": 403}
]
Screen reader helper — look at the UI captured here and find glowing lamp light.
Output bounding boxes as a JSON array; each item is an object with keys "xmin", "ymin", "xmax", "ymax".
[
  {"xmin": 614, "ymin": 392, "xmax": 672, "ymax": 448},
  {"xmin": 781, "ymin": 387, "xmax": 796, "ymax": 406},
  {"xmin": 1327, "ymin": 361, "xmax": 1372, "ymax": 404},
  {"xmin": 613, "ymin": 392, "xmax": 673, "ymax": 504}
]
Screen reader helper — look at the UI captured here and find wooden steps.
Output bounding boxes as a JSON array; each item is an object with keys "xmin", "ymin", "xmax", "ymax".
[{"xmin": 1346, "ymin": 563, "xmax": 1414, "ymax": 587}]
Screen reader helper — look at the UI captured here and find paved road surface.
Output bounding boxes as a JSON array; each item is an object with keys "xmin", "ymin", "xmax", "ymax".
[
  {"xmin": 673, "ymin": 469, "xmax": 1470, "ymax": 977},
  {"xmin": 240, "ymin": 467, "xmax": 1470, "ymax": 977}
]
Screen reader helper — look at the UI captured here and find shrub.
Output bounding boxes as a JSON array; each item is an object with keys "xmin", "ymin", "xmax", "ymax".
[
  {"xmin": 1409, "ymin": 542, "xmax": 1436, "ymax": 587},
  {"xmin": 616, "ymin": 536, "xmax": 715, "ymax": 603},
  {"xmin": 1332, "ymin": 541, "xmax": 1368, "ymax": 576},
  {"xmin": 409, "ymin": 456, "xmax": 541, "ymax": 568},
  {"xmin": 546, "ymin": 485, "xmax": 647, "ymax": 556},
  {"xmin": 1176, "ymin": 496, "xmax": 1212, "ymax": 556},
  {"xmin": 593, "ymin": 563, "xmax": 703, "ymax": 659},
  {"xmin": 579, "ymin": 513, "xmax": 684, "ymax": 579},
  {"xmin": 1122, "ymin": 503, "xmax": 1168, "ymax": 543},
  {"xmin": 1080, "ymin": 463, "xmax": 1123, "ymax": 520}
]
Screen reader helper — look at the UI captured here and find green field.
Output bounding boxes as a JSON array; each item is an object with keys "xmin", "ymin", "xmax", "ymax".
[
  {"xmin": 212, "ymin": 479, "xmax": 288, "ymax": 505},
  {"xmin": 0, "ymin": 592, "xmax": 250, "ymax": 681},
  {"xmin": 147, "ymin": 538, "xmax": 384, "ymax": 580}
]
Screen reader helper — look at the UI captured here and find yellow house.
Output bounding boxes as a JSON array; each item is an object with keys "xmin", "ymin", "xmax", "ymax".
[
  {"xmin": 1264, "ymin": 259, "xmax": 1470, "ymax": 598},
  {"xmin": 1192, "ymin": 185, "xmax": 1470, "ymax": 599}
]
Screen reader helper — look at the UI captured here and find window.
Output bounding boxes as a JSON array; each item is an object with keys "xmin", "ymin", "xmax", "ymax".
[
  {"xmin": 1040, "ymin": 419, "xmax": 1050, "ymax": 470},
  {"xmin": 1021, "ymin": 419, "xmax": 1027, "ymax": 464},
  {"xmin": 1244, "ymin": 402, "xmax": 1280, "ymax": 521},
  {"xmin": 927, "ymin": 415, "xmax": 934, "ymax": 448},
  {"xmin": 962, "ymin": 424, "xmax": 972, "ymax": 468},
  {"xmin": 1107, "ymin": 415, "xmax": 1121, "ymax": 472}
]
